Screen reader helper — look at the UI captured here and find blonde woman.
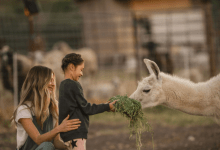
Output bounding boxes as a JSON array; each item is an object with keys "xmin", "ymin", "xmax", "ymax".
[{"xmin": 12, "ymin": 65, "xmax": 81, "ymax": 150}]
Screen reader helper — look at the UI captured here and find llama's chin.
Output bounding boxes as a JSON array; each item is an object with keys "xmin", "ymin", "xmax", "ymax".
[{"xmin": 141, "ymin": 101, "xmax": 160, "ymax": 109}]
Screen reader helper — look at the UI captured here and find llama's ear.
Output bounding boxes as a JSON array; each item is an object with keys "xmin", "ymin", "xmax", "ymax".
[{"xmin": 144, "ymin": 59, "xmax": 161, "ymax": 80}]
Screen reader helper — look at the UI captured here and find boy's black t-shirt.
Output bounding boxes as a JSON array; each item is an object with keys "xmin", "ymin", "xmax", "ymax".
[{"xmin": 59, "ymin": 79, "xmax": 110, "ymax": 142}]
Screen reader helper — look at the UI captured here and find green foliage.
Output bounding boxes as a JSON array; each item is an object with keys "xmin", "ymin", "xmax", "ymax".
[{"xmin": 109, "ymin": 95, "xmax": 153, "ymax": 150}]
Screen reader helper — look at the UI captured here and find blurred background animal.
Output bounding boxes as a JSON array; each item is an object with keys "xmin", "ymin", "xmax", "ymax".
[
  {"xmin": 37, "ymin": 41, "xmax": 98, "ymax": 88},
  {"xmin": 0, "ymin": 46, "xmax": 32, "ymax": 103},
  {"xmin": 0, "ymin": 42, "xmax": 98, "ymax": 102},
  {"xmin": 85, "ymin": 76, "xmax": 125, "ymax": 103}
]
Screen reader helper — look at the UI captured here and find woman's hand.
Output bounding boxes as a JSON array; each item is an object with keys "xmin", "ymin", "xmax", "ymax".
[
  {"xmin": 58, "ymin": 115, "xmax": 81, "ymax": 133},
  {"xmin": 109, "ymin": 100, "xmax": 117, "ymax": 112}
]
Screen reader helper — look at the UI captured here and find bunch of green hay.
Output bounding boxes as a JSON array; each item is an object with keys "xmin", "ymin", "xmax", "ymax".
[{"xmin": 108, "ymin": 95, "xmax": 153, "ymax": 150}]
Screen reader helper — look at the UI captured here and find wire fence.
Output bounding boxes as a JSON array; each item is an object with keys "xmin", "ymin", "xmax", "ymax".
[
  {"xmin": 0, "ymin": 7, "xmax": 219, "ymax": 109},
  {"xmin": 0, "ymin": 12, "xmax": 84, "ymax": 54}
]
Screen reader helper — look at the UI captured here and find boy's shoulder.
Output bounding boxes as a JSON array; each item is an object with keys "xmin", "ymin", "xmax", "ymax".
[{"xmin": 61, "ymin": 79, "xmax": 82, "ymax": 89}]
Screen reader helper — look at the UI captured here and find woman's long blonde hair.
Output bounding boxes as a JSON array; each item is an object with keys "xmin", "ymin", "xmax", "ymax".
[{"xmin": 12, "ymin": 65, "xmax": 58, "ymax": 129}]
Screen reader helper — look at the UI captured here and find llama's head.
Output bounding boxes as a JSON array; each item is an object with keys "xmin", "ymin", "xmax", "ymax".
[{"xmin": 130, "ymin": 59, "xmax": 166, "ymax": 108}]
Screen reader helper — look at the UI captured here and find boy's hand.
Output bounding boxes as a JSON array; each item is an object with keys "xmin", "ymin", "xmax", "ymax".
[{"xmin": 109, "ymin": 100, "xmax": 117, "ymax": 112}]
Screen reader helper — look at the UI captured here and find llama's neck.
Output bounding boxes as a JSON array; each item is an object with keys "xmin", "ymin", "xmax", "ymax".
[{"xmin": 161, "ymin": 73, "xmax": 220, "ymax": 116}]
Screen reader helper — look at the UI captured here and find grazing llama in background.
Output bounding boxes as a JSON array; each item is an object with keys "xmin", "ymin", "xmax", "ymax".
[
  {"xmin": 0, "ymin": 46, "xmax": 32, "ymax": 103},
  {"xmin": 130, "ymin": 59, "xmax": 220, "ymax": 119}
]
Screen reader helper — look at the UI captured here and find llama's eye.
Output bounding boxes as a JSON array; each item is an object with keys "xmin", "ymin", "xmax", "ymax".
[{"xmin": 143, "ymin": 89, "xmax": 150, "ymax": 93}]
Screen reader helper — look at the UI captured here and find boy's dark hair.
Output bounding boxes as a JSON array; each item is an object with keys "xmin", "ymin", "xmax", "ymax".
[{"xmin": 61, "ymin": 53, "xmax": 84, "ymax": 72}]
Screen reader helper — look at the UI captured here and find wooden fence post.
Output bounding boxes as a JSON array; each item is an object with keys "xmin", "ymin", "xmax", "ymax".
[{"xmin": 13, "ymin": 52, "xmax": 18, "ymax": 108}]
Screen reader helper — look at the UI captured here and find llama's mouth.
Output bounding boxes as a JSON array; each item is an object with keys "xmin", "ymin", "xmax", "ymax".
[{"xmin": 141, "ymin": 101, "xmax": 160, "ymax": 108}]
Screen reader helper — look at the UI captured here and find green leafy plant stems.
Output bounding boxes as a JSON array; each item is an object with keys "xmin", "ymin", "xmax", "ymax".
[{"xmin": 108, "ymin": 95, "xmax": 154, "ymax": 150}]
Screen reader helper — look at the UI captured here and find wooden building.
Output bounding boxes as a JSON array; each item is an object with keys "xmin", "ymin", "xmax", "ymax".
[{"xmin": 75, "ymin": 0, "xmax": 207, "ymax": 71}]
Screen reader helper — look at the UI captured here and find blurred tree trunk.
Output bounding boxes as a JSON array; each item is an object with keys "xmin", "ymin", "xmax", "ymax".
[
  {"xmin": 202, "ymin": 0, "xmax": 216, "ymax": 77},
  {"xmin": 211, "ymin": 0, "xmax": 220, "ymax": 74},
  {"xmin": 132, "ymin": 12, "xmax": 141, "ymax": 83},
  {"xmin": 28, "ymin": 16, "xmax": 35, "ymax": 52}
]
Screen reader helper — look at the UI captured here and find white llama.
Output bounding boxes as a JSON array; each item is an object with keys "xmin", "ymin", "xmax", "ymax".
[{"xmin": 130, "ymin": 59, "xmax": 220, "ymax": 118}]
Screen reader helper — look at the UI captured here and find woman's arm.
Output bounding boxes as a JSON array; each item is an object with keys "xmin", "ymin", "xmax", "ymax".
[
  {"xmin": 19, "ymin": 115, "xmax": 81, "ymax": 145},
  {"xmin": 54, "ymin": 134, "xmax": 68, "ymax": 150},
  {"xmin": 53, "ymin": 122, "xmax": 69, "ymax": 149}
]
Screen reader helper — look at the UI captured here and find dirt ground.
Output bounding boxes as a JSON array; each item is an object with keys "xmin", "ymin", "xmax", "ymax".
[
  {"xmin": 87, "ymin": 123, "xmax": 220, "ymax": 150},
  {"xmin": 1, "ymin": 122, "xmax": 220, "ymax": 150}
]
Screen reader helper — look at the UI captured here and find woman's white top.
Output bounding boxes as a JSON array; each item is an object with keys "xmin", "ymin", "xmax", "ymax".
[{"xmin": 15, "ymin": 102, "xmax": 56, "ymax": 150}]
